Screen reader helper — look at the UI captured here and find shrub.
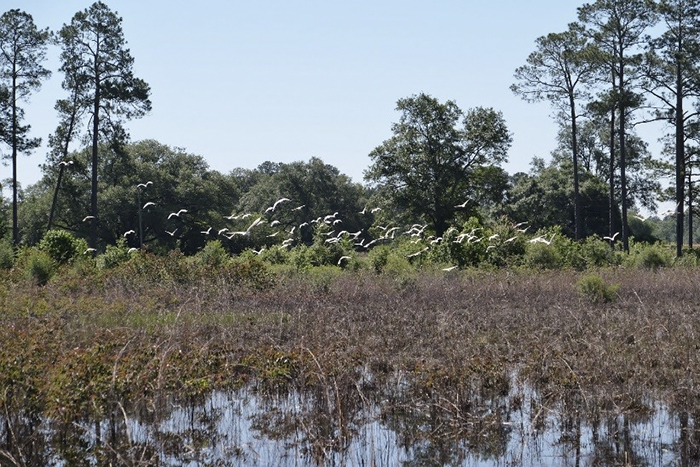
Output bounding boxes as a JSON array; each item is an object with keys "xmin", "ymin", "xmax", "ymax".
[
  {"xmin": 97, "ymin": 239, "xmax": 131, "ymax": 270},
  {"xmin": 524, "ymin": 242, "xmax": 562, "ymax": 270},
  {"xmin": 577, "ymin": 274, "xmax": 620, "ymax": 303},
  {"xmin": 368, "ymin": 245, "xmax": 390, "ymax": 273},
  {"xmin": 24, "ymin": 248, "xmax": 55, "ymax": 286},
  {"xmin": 225, "ymin": 257, "xmax": 275, "ymax": 290},
  {"xmin": 634, "ymin": 244, "xmax": 672, "ymax": 270},
  {"xmin": 39, "ymin": 230, "xmax": 86, "ymax": 265},
  {"xmin": 195, "ymin": 240, "xmax": 229, "ymax": 268},
  {"xmin": 577, "ymin": 236, "xmax": 618, "ymax": 269},
  {"xmin": 0, "ymin": 239, "xmax": 13, "ymax": 270}
]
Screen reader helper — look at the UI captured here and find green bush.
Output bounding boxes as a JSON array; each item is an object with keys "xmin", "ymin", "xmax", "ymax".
[
  {"xmin": 195, "ymin": 240, "xmax": 229, "ymax": 268},
  {"xmin": 524, "ymin": 242, "xmax": 562, "ymax": 270},
  {"xmin": 224, "ymin": 257, "xmax": 275, "ymax": 290},
  {"xmin": 0, "ymin": 239, "xmax": 14, "ymax": 270},
  {"xmin": 97, "ymin": 239, "xmax": 131, "ymax": 270},
  {"xmin": 368, "ymin": 245, "xmax": 391, "ymax": 273},
  {"xmin": 39, "ymin": 230, "xmax": 87, "ymax": 265},
  {"xmin": 577, "ymin": 274, "xmax": 620, "ymax": 303},
  {"xmin": 24, "ymin": 248, "xmax": 56, "ymax": 286},
  {"xmin": 634, "ymin": 244, "xmax": 672, "ymax": 270}
]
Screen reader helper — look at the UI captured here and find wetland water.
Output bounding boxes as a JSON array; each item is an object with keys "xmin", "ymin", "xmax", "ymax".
[{"xmin": 2, "ymin": 372, "xmax": 697, "ymax": 466}]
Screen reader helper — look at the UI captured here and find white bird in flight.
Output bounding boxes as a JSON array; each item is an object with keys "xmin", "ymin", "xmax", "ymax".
[
  {"xmin": 201, "ymin": 227, "xmax": 212, "ymax": 235},
  {"xmin": 168, "ymin": 209, "xmax": 188, "ymax": 219},
  {"xmin": 82, "ymin": 215, "xmax": 95, "ymax": 222},
  {"xmin": 143, "ymin": 202, "xmax": 156, "ymax": 209},
  {"xmin": 265, "ymin": 197, "xmax": 291, "ymax": 213},
  {"xmin": 603, "ymin": 232, "xmax": 620, "ymax": 242},
  {"xmin": 137, "ymin": 181, "xmax": 153, "ymax": 189},
  {"xmin": 442, "ymin": 265, "xmax": 458, "ymax": 272},
  {"xmin": 337, "ymin": 255, "xmax": 351, "ymax": 265},
  {"xmin": 165, "ymin": 228, "xmax": 178, "ymax": 237},
  {"xmin": 123, "ymin": 229, "xmax": 136, "ymax": 237}
]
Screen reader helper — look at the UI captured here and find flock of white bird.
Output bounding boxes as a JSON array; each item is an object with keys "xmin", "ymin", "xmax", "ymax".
[{"xmin": 85, "ymin": 186, "xmax": 626, "ymax": 268}]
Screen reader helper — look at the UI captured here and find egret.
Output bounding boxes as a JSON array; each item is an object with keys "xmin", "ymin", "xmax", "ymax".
[
  {"xmin": 82, "ymin": 215, "xmax": 95, "ymax": 222},
  {"xmin": 333, "ymin": 219, "xmax": 343, "ymax": 225},
  {"xmin": 246, "ymin": 217, "xmax": 264, "ymax": 231},
  {"xmin": 84, "ymin": 248, "xmax": 96, "ymax": 254},
  {"xmin": 137, "ymin": 181, "xmax": 153, "ymax": 189},
  {"xmin": 505, "ymin": 236, "xmax": 518, "ymax": 243},
  {"xmin": 364, "ymin": 239, "xmax": 379, "ymax": 248},
  {"xmin": 603, "ymin": 232, "xmax": 620, "ymax": 242},
  {"xmin": 252, "ymin": 248, "xmax": 264, "ymax": 255},
  {"xmin": 218, "ymin": 227, "xmax": 229, "ymax": 235},
  {"xmin": 292, "ymin": 204, "xmax": 306, "ymax": 211},
  {"xmin": 201, "ymin": 227, "xmax": 212, "ymax": 235},
  {"xmin": 265, "ymin": 197, "xmax": 290, "ymax": 212},
  {"xmin": 442, "ymin": 265, "xmax": 458, "ymax": 272},
  {"xmin": 530, "ymin": 234, "xmax": 555, "ymax": 245},
  {"xmin": 370, "ymin": 207, "xmax": 381, "ymax": 213},
  {"xmin": 58, "ymin": 160, "xmax": 74, "ymax": 167},
  {"xmin": 407, "ymin": 247, "xmax": 429, "ymax": 258},
  {"xmin": 123, "ymin": 230, "xmax": 136, "ymax": 237},
  {"xmin": 454, "ymin": 200, "xmax": 469, "ymax": 208},
  {"xmin": 165, "ymin": 228, "xmax": 178, "ymax": 236},
  {"xmin": 168, "ymin": 209, "xmax": 187, "ymax": 219},
  {"xmin": 337, "ymin": 255, "xmax": 351, "ymax": 265},
  {"xmin": 488, "ymin": 234, "xmax": 499, "ymax": 241},
  {"xmin": 128, "ymin": 247, "xmax": 138, "ymax": 253},
  {"xmin": 359, "ymin": 207, "xmax": 367, "ymax": 214},
  {"xmin": 270, "ymin": 220, "xmax": 281, "ymax": 226},
  {"xmin": 143, "ymin": 202, "xmax": 156, "ymax": 209}
]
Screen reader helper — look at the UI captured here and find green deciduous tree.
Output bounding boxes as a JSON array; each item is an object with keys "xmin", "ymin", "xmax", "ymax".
[
  {"xmin": 365, "ymin": 93, "xmax": 512, "ymax": 236},
  {"xmin": 58, "ymin": 1, "xmax": 151, "ymax": 250},
  {"xmin": 0, "ymin": 9, "xmax": 51, "ymax": 246}
]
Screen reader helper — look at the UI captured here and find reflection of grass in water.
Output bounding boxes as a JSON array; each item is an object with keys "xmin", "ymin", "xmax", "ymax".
[{"xmin": 2, "ymin": 266, "xmax": 700, "ymax": 463}]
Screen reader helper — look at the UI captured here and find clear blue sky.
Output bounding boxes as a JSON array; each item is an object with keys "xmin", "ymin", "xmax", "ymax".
[{"xmin": 14, "ymin": 1, "xmax": 603, "ymax": 189}]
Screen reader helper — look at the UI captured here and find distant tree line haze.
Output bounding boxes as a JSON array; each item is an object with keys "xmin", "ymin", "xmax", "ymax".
[{"xmin": 1, "ymin": 1, "xmax": 700, "ymax": 257}]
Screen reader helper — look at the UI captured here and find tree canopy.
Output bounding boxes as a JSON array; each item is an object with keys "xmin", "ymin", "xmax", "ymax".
[{"xmin": 365, "ymin": 93, "xmax": 512, "ymax": 236}]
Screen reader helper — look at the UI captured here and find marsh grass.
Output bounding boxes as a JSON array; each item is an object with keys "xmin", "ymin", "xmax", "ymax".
[{"xmin": 2, "ymin": 263, "xmax": 700, "ymax": 463}]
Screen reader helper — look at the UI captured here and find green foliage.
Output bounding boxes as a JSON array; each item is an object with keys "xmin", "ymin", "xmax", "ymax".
[
  {"xmin": 577, "ymin": 274, "xmax": 620, "ymax": 303},
  {"xmin": 224, "ymin": 257, "xmax": 275, "ymax": 290},
  {"xmin": 368, "ymin": 244, "xmax": 391, "ymax": 273},
  {"xmin": 0, "ymin": 238, "xmax": 14, "ymax": 269},
  {"xmin": 23, "ymin": 248, "xmax": 55, "ymax": 285},
  {"xmin": 97, "ymin": 239, "xmax": 131, "ymax": 270},
  {"xmin": 524, "ymin": 242, "xmax": 563, "ymax": 270},
  {"xmin": 366, "ymin": 93, "xmax": 512, "ymax": 235},
  {"xmin": 39, "ymin": 229, "xmax": 86, "ymax": 265},
  {"xmin": 631, "ymin": 243, "xmax": 672, "ymax": 270},
  {"xmin": 195, "ymin": 240, "xmax": 229, "ymax": 268}
]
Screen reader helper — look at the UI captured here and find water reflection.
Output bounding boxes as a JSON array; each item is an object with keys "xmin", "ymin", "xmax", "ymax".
[{"xmin": 1, "ymin": 374, "xmax": 699, "ymax": 465}]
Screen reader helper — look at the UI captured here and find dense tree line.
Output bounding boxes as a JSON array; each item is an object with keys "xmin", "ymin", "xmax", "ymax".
[{"xmin": 2, "ymin": 1, "xmax": 700, "ymax": 258}]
